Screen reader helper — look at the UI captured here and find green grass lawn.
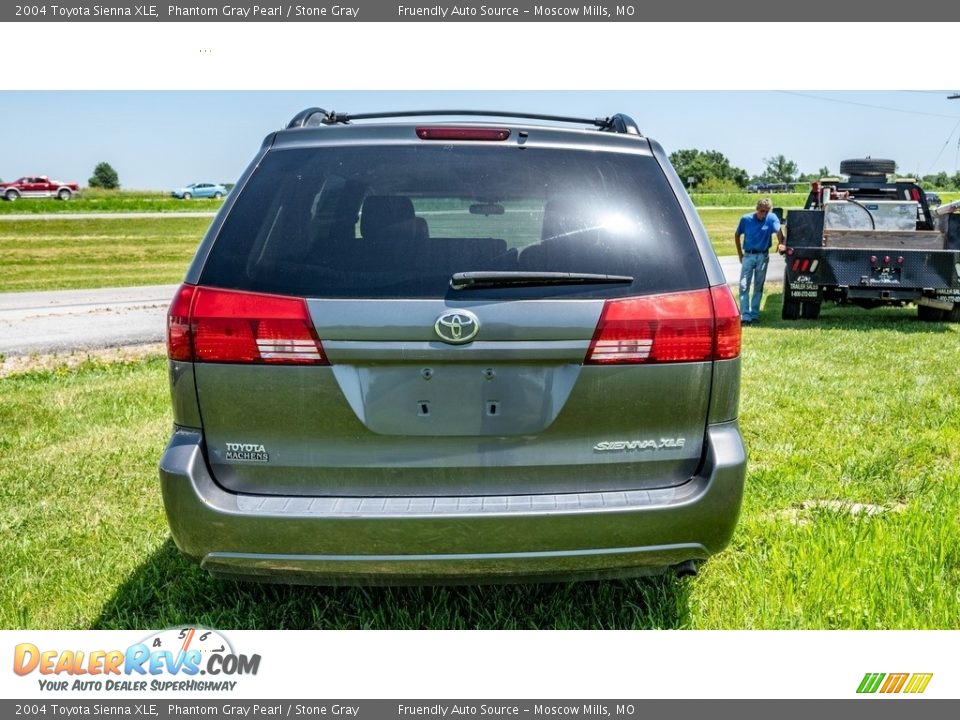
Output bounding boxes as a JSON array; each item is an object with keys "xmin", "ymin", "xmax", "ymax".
[
  {"xmin": 2, "ymin": 296, "xmax": 958, "ymax": 629},
  {"xmin": 0, "ymin": 217, "xmax": 212, "ymax": 292},
  {"xmin": 698, "ymin": 208, "xmax": 749, "ymax": 256},
  {"xmin": 690, "ymin": 192, "xmax": 809, "ymax": 208}
]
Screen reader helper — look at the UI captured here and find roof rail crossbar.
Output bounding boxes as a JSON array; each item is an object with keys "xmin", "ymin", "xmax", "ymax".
[{"xmin": 286, "ymin": 108, "xmax": 642, "ymax": 135}]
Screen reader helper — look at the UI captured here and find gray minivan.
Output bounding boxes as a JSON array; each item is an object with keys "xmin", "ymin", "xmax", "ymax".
[{"xmin": 160, "ymin": 109, "xmax": 746, "ymax": 584}]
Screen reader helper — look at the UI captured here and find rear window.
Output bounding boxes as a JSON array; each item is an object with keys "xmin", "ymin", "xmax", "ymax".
[{"xmin": 199, "ymin": 143, "xmax": 708, "ymax": 299}]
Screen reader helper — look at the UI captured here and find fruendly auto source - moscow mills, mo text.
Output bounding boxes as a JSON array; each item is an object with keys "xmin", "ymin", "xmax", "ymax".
[
  {"xmin": 397, "ymin": 4, "xmax": 634, "ymax": 17},
  {"xmin": 13, "ymin": 2, "xmax": 639, "ymax": 19}
]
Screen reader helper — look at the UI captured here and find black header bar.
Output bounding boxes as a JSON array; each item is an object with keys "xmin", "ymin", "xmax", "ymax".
[{"xmin": 1, "ymin": 0, "xmax": 945, "ymax": 21}]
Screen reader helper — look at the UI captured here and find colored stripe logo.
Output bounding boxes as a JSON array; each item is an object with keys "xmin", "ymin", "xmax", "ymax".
[{"xmin": 857, "ymin": 673, "xmax": 933, "ymax": 694}]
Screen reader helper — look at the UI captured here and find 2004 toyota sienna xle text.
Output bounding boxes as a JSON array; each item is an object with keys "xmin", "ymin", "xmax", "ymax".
[{"xmin": 159, "ymin": 108, "xmax": 747, "ymax": 585}]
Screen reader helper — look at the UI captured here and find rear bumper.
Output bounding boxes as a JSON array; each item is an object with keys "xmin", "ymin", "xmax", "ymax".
[
  {"xmin": 784, "ymin": 248, "xmax": 960, "ymax": 303},
  {"xmin": 159, "ymin": 422, "xmax": 747, "ymax": 585}
]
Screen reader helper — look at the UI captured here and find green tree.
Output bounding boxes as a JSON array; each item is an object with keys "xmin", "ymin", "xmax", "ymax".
[
  {"xmin": 697, "ymin": 177, "xmax": 742, "ymax": 193},
  {"xmin": 668, "ymin": 148, "xmax": 749, "ymax": 190},
  {"xmin": 761, "ymin": 154, "xmax": 799, "ymax": 184},
  {"xmin": 798, "ymin": 168, "xmax": 833, "ymax": 183},
  {"xmin": 797, "ymin": 172, "xmax": 815, "ymax": 183},
  {"xmin": 88, "ymin": 162, "xmax": 120, "ymax": 189},
  {"xmin": 922, "ymin": 172, "xmax": 950, "ymax": 189}
]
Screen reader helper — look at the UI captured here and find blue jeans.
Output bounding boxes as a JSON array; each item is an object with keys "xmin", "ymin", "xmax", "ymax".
[{"xmin": 739, "ymin": 252, "xmax": 769, "ymax": 321}]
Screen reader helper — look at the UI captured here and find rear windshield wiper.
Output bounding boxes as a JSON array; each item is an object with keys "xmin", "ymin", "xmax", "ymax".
[{"xmin": 450, "ymin": 271, "xmax": 634, "ymax": 290}]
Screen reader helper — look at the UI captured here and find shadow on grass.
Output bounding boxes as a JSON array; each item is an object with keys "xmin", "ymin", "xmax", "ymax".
[
  {"xmin": 758, "ymin": 292, "xmax": 957, "ymax": 335},
  {"xmin": 94, "ymin": 540, "xmax": 693, "ymax": 630}
]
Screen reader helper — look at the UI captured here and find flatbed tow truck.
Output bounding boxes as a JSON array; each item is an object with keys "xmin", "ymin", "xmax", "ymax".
[{"xmin": 782, "ymin": 157, "xmax": 960, "ymax": 321}]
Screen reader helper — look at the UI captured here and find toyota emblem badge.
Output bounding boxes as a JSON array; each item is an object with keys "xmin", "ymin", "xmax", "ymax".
[{"xmin": 434, "ymin": 310, "xmax": 480, "ymax": 344}]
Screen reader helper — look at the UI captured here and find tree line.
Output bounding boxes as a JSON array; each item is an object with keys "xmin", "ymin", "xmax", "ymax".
[
  {"xmin": 669, "ymin": 149, "xmax": 959, "ymax": 191},
  {"xmin": 668, "ymin": 149, "xmax": 810, "ymax": 192},
  {"xmin": 915, "ymin": 171, "xmax": 960, "ymax": 191}
]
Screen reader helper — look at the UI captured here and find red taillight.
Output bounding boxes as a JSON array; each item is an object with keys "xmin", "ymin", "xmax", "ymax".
[
  {"xmin": 799, "ymin": 258, "xmax": 811, "ymax": 272},
  {"xmin": 167, "ymin": 284, "xmax": 196, "ymax": 361},
  {"xmin": 711, "ymin": 284, "xmax": 742, "ymax": 360},
  {"xmin": 416, "ymin": 127, "xmax": 511, "ymax": 141},
  {"xmin": 585, "ymin": 287, "xmax": 739, "ymax": 365},
  {"xmin": 165, "ymin": 284, "xmax": 327, "ymax": 365}
]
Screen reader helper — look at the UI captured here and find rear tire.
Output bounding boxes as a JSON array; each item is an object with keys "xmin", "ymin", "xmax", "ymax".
[
  {"xmin": 839, "ymin": 158, "xmax": 896, "ymax": 176},
  {"xmin": 213, "ymin": 191, "xmax": 223, "ymax": 199},
  {"xmin": 672, "ymin": 560, "xmax": 699, "ymax": 578},
  {"xmin": 782, "ymin": 270, "xmax": 801, "ymax": 320},
  {"xmin": 4, "ymin": 189, "xmax": 18, "ymax": 201},
  {"xmin": 918, "ymin": 304, "xmax": 945, "ymax": 322},
  {"xmin": 945, "ymin": 303, "xmax": 960, "ymax": 323}
]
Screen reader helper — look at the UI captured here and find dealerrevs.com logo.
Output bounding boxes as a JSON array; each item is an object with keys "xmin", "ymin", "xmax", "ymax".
[{"xmin": 13, "ymin": 627, "xmax": 261, "ymax": 692}]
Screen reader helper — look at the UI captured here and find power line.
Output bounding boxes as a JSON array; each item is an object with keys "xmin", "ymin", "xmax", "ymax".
[
  {"xmin": 926, "ymin": 117, "xmax": 960, "ymax": 174},
  {"xmin": 777, "ymin": 91, "xmax": 960, "ymax": 119}
]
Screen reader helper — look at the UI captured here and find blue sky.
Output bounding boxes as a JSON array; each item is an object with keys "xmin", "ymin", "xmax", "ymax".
[{"xmin": 3, "ymin": 90, "xmax": 960, "ymax": 189}]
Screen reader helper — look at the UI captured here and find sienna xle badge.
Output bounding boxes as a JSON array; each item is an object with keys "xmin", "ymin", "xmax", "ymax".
[{"xmin": 159, "ymin": 108, "xmax": 746, "ymax": 584}]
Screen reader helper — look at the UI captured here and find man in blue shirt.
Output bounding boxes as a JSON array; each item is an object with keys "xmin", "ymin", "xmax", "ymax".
[{"xmin": 734, "ymin": 198, "xmax": 785, "ymax": 324}]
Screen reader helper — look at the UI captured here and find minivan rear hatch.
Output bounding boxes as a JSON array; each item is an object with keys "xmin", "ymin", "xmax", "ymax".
[{"xmin": 185, "ymin": 131, "xmax": 724, "ymax": 497}]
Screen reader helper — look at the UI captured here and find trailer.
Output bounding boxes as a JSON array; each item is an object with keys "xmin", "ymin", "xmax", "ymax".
[{"xmin": 782, "ymin": 158, "xmax": 960, "ymax": 321}]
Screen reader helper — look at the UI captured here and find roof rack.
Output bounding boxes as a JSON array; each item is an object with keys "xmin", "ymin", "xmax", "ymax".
[{"xmin": 285, "ymin": 108, "xmax": 642, "ymax": 136}]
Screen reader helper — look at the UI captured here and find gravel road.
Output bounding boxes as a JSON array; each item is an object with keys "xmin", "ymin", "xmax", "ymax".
[{"xmin": 0, "ymin": 284, "xmax": 178, "ymax": 356}]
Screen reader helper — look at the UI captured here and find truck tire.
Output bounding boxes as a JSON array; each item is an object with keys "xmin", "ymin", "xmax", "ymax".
[
  {"xmin": 839, "ymin": 158, "xmax": 896, "ymax": 176},
  {"xmin": 801, "ymin": 302, "xmax": 821, "ymax": 320},
  {"xmin": 57, "ymin": 188, "xmax": 72, "ymax": 201},
  {"xmin": 918, "ymin": 304, "xmax": 945, "ymax": 322},
  {"xmin": 782, "ymin": 270, "xmax": 801, "ymax": 320},
  {"xmin": 946, "ymin": 303, "xmax": 960, "ymax": 323}
]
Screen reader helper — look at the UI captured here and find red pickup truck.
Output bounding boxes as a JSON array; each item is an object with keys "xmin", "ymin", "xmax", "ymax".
[{"xmin": 1, "ymin": 176, "xmax": 80, "ymax": 201}]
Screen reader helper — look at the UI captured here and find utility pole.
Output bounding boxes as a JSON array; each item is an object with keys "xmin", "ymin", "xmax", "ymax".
[{"xmin": 951, "ymin": 95, "xmax": 960, "ymax": 176}]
